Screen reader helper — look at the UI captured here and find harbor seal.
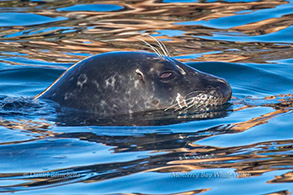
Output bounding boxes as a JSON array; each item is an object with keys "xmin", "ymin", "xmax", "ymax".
[{"xmin": 36, "ymin": 51, "xmax": 232, "ymax": 117}]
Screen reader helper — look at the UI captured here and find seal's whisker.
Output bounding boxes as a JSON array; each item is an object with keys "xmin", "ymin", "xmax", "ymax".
[
  {"xmin": 182, "ymin": 97, "xmax": 198, "ymax": 110},
  {"xmin": 152, "ymin": 36, "xmax": 171, "ymax": 57},
  {"xmin": 164, "ymin": 93, "xmax": 214, "ymax": 112},
  {"xmin": 160, "ymin": 40, "xmax": 171, "ymax": 57},
  {"xmin": 185, "ymin": 100, "xmax": 198, "ymax": 110},
  {"xmin": 137, "ymin": 38, "xmax": 163, "ymax": 57},
  {"xmin": 164, "ymin": 102, "xmax": 180, "ymax": 111},
  {"xmin": 149, "ymin": 36, "xmax": 170, "ymax": 57},
  {"xmin": 185, "ymin": 98, "xmax": 195, "ymax": 106},
  {"xmin": 164, "ymin": 96, "xmax": 195, "ymax": 111}
]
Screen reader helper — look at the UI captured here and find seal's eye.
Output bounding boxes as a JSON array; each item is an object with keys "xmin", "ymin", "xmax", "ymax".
[{"xmin": 160, "ymin": 71, "xmax": 175, "ymax": 81}]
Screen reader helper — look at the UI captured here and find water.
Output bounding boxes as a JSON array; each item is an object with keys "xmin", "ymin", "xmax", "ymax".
[{"xmin": 0, "ymin": 0, "xmax": 293, "ymax": 194}]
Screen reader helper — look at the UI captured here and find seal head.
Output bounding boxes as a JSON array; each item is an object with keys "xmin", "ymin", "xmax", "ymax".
[{"xmin": 36, "ymin": 51, "xmax": 231, "ymax": 116}]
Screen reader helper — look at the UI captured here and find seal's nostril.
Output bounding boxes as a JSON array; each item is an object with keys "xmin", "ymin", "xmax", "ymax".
[{"xmin": 217, "ymin": 78, "xmax": 227, "ymax": 84}]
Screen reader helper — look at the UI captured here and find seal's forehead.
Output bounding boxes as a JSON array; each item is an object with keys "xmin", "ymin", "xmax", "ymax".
[
  {"xmin": 138, "ymin": 52, "xmax": 176, "ymax": 68},
  {"xmin": 146, "ymin": 55, "xmax": 187, "ymax": 75},
  {"xmin": 133, "ymin": 52, "xmax": 190, "ymax": 76}
]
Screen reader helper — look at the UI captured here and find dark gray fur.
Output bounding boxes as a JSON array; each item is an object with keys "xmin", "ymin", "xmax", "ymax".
[{"xmin": 36, "ymin": 51, "xmax": 232, "ymax": 116}]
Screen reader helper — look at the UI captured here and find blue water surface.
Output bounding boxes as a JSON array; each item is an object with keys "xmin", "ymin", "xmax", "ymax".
[
  {"xmin": 0, "ymin": 0, "xmax": 292, "ymax": 194},
  {"xmin": 0, "ymin": 13, "xmax": 66, "ymax": 27}
]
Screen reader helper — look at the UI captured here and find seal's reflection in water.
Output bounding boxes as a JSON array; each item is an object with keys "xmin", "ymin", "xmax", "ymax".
[
  {"xmin": 1, "ymin": 96, "xmax": 292, "ymax": 192},
  {"xmin": 13, "ymin": 124, "xmax": 291, "ymax": 191},
  {"xmin": 14, "ymin": 127, "xmax": 231, "ymax": 190}
]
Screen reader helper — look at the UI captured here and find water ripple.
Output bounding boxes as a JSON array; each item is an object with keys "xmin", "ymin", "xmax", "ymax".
[{"xmin": 0, "ymin": 0, "xmax": 292, "ymax": 194}]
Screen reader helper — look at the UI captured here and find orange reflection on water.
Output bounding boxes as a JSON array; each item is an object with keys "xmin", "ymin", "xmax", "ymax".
[{"xmin": 0, "ymin": 0, "xmax": 292, "ymax": 64}]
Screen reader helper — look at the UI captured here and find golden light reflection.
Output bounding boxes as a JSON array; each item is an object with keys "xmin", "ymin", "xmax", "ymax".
[
  {"xmin": 0, "ymin": 0, "xmax": 293, "ymax": 192},
  {"xmin": 269, "ymin": 171, "xmax": 293, "ymax": 183},
  {"xmin": 231, "ymin": 94, "xmax": 293, "ymax": 132},
  {"xmin": 0, "ymin": 0, "xmax": 292, "ymax": 64}
]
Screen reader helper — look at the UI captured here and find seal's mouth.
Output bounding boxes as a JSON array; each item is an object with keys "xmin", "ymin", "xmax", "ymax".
[{"xmin": 165, "ymin": 89, "xmax": 231, "ymax": 112}]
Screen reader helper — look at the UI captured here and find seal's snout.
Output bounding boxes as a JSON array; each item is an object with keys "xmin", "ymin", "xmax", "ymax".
[
  {"xmin": 216, "ymin": 78, "xmax": 232, "ymax": 103},
  {"xmin": 194, "ymin": 72, "xmax": 232, "ymax": 106}
]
